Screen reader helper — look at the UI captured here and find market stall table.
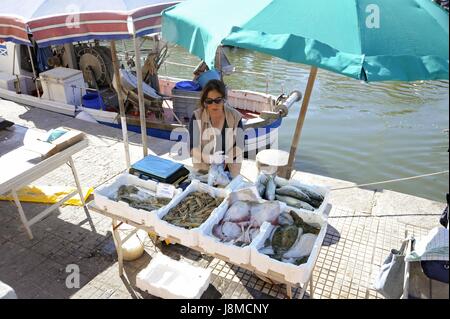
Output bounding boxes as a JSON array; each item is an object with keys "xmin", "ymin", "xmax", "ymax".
[
  {"xmin": 0, "ymin": 125, "xmax": 88, "ymax": 239},
  {"xmin": 87, "ymin": 199, "xmax": 331, "ymax": 299}
]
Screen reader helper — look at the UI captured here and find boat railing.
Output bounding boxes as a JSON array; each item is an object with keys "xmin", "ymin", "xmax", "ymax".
[
  {"xmin": 16, "ymin": 68, "xmax": 272, "ymax": 108},
  {"xmin": 161, "ymin": 60, "xmax": 270, "ymax": 94},
  {"xmin": 16, "ymin": 72, "xmax": 200, "ymax": 104}
]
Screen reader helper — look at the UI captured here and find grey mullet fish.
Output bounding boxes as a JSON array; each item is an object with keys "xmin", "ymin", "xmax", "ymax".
[{"xmin": 275, "ymin": 195, "xmax": 315, "ymax": 211}]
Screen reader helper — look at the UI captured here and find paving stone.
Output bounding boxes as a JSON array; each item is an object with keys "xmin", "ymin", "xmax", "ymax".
[
  {"xmin": 61, "ymin": 117, "xmax": 135, "ymax": 147},
  {"xmin": 372, "ymin": 190, "xmax": 445, "ymax": 228},
  {"xmin": 17, "ymin": 108, "xmax": 74, "ymax": 131},
  {"xmin": 291, "ymin": 171, "xmax": 377, "ymax": 214}
]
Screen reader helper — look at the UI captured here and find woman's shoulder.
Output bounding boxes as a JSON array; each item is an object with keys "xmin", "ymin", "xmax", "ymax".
[
  {"xmin": 193, "ymin": 107, "xmax": 203, "ymax": 117},
  {"xmin": 225, "ymin": 104, "xmax": 242, "ymax": 119}
]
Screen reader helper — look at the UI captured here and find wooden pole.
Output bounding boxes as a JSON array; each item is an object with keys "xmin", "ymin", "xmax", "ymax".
[
  {"xmin": 283, "ymin": 66, "xmax": 318, "ymax": 179},
  {"xmin": 133, "ymin": 33, "xmax": 149, "ymax": 157},
  {"xmin": 110, "ymin": 40, "xmax": 131, "ymax": 169},
  {"xmin": 27, "ymin": 45, "xmax": 40, "ymax": 98}
]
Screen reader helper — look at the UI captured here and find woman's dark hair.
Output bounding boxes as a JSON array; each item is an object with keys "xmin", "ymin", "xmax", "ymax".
[{"xmin": 199, "ymin": 79, "xmax": 227, "ymax": 107}]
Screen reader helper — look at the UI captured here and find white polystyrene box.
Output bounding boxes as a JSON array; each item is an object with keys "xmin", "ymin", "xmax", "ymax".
[
  {"xmin": 198, "ymin": 195, "xmax": 286, "ymax": 266},
  {"xmin": 136, "ymin": 254, "xmax": 211, "ymax": 299},
  {"xmin": 250, "ymin": 209, "xmax": 328, "ymax": 286},
  {"xmin": 0, "ymin": 281, "xmax": 17, "ymax": 299},
  {"xmin": 40, "ymin": 67, "xmax": 86, "ymax": 106},
  {"xmin": 153, "ymin": 180, "xmax": 228, "ymax": 247},
  {"xmin": 94, "ymin": 172, "xmax": 179, "ymax": 225}
]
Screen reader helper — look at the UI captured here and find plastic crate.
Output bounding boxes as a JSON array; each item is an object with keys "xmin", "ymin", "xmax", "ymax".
[{"xmin": 171, "ymin": 88, "xmax": 201, "ymax": 121}]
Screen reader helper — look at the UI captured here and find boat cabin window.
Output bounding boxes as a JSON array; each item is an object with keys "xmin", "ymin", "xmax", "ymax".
[{"xmin": 19, "ymin": 45, "xmax": 33, "ymax": 73}]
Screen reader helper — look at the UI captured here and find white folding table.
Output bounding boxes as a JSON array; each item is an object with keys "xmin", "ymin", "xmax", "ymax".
[{"xmin": 0, "ymin": 125, "xmax": 89, "ymax": 239}]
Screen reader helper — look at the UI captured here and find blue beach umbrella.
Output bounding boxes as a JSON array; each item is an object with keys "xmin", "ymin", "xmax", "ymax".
[{"xmin": 162, "ymin": 0, "xmax": 449, "ymax": 175}]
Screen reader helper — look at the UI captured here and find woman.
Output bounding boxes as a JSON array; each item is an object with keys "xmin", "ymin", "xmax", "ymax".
[{"xmin": 189, "ymin": 79, "xmax": 244, "ymax": 177}]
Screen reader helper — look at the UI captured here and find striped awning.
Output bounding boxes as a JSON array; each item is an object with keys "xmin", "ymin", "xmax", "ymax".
[
  {"xmin": 132, "ymin": 2, "xmax": 179, "ymax": 37},
  {"xmin": 0, "ymin": 0, "xmax": 181, "ymax": 46},
  {"xmin": 0, "ymin": 16, "xmax": 29, "ymax": 45}
]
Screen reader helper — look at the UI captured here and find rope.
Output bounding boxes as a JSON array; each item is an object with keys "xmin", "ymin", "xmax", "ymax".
[
  {"xmin": 331, "ymin": 170, "xmax": 449, "ymax": 191},
  {"xmin": 162, "ymin": 61, "xmax": 196, "ymax": 69}
]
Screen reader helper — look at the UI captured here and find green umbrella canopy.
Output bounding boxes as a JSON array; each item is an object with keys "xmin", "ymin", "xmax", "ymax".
[{"xmin": 162, "ymin": 0, "xmax": 449, "ymax": 82}]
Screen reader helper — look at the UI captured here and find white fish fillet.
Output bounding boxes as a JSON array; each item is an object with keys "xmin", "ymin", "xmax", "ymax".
[
  {"xmin": 283, "ymin": 233, "xmax": 317, "ymax": 259},
  {"xmin": 229, "ymin": 187, "xmax": 261, "ymax": 203},
  {"xmin": 278, "ymin": 212, "xmax": 294, "ymax": 226},
  {"xmin": 259, "ymin": 246, "xmax": 274, "ymax": 255},
  {"xmin": 249, "ymin": 228, "xmax": 260, "ymax": 241},
  {"xmin": 250, "ymin": 202, "xmax": 280, "ymax": 227},
  {"xmin": 221, "ymin": 222, "xmax": 242, "ymax": 240},
  {"xmin": 223, "ymin": 201, "xmax": 251, "ymax": 222},
  {"xmin": 212, "ymin": 224, "xmax": 225, "ymax": 240}
]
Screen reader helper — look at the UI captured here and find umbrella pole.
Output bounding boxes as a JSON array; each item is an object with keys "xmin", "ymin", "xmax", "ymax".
[
  {"xmin": 133, "ymin": 33, "xmax": 149, "ymax": 157},
  {"xmin": 283, "ymin": 66, "xmax": 318, "ymax": 179},
  {"xmin": 111, "ymin": 40, "xmax": 131, "ymax": 169},
  {"xmin": 27, "ymin": 46, "xmax": 40, "ymax": 98}
]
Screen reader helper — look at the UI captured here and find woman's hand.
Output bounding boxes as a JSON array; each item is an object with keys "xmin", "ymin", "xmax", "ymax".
[{"xmin": 227, "ymin": 163, "xmax": 242, "ymax": 178}]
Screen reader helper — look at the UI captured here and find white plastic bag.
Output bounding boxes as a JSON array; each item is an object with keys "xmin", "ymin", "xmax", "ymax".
[{"xmin": 207, "ymin": 151, "xmax": 231, "ymax": 187}]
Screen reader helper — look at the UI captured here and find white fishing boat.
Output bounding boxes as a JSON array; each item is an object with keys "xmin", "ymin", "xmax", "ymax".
[{"xmin": 0, "ymin": 38, "xmax": 301, "ymax": 156}]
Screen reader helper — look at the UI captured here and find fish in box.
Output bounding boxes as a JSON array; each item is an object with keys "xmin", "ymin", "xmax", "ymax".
[
  {"xmin": 256, "ymin": 173, "xmax": 330, "ymax": 218},
  {"xmin": 198, "ymin": 187, "xmax": 286, "ymax": 266},
  {"xmin": 250, "ymin": 209, "xmax": 328, "ymax": 286},
  {"xmin": 115, "ymin": 185, "xmax": 172, "ymax": 212},
  {"xmin": 93, "ymin": 172, "xmax": 178, "ymax": 225},
  {"xmin": 153, "ymin": 180, "xmax": 227, "ymax": 247},
  {"xmin": 258, "ymin": 210, "xmax": 320, "ymax": 265},
  {"xmin": 162, "ymin": 191, "xmax": 224, "ymax": 229}
]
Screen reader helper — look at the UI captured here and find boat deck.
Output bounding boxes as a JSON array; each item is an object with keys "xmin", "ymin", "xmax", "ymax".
[{"xmin": 0, "ymin": 99, "xmax": 446, "ymax": 299}]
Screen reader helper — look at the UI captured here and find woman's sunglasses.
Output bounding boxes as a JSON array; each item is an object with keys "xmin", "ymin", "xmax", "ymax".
[{"xmin": 204, "ymin": 97, "xmax": 224, "ymax": 105}]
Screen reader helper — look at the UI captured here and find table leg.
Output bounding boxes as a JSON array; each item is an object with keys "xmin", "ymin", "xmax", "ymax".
[
  {"xmin": 68, "ymin": 157, "xmax": 85, "ymax": 206},
  {"xmin": 112, "ymin": 218, "xmax": 124, "ymax": 276},
  {"xmin": 286, "ymin": 284, "xmax": 293, "ymax": 299},
  {"xmin": 11, "ymin": 189, "xmax": 33, "ymax": 239},
  {"xmin": 309, "ymin": 275, "xmax": 315, "ymax": 299},
  {"xmin": 298, "ymin": 284, "xmax": 308, "ymax": 299},
  {"xmin": 69, "ymin": 157, "xmax": 98, "ymax": 233}
]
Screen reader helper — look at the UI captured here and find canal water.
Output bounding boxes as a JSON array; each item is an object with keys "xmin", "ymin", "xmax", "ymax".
[{"xmin": 124, "ymin": 42, "xmax": 449, "ymax": 203}]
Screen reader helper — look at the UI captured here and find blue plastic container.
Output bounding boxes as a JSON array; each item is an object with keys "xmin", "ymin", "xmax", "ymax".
[
  {"xmin": 174, "ymin": 81, "xmax": 202, "ymax": 91},
  {"xmin": 82, "ymin": 92, "xmax": 105, "ymax": 110},
  {"xmin": 197, "ymin": 70, "xmax": 221, "ymax": 88}
]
